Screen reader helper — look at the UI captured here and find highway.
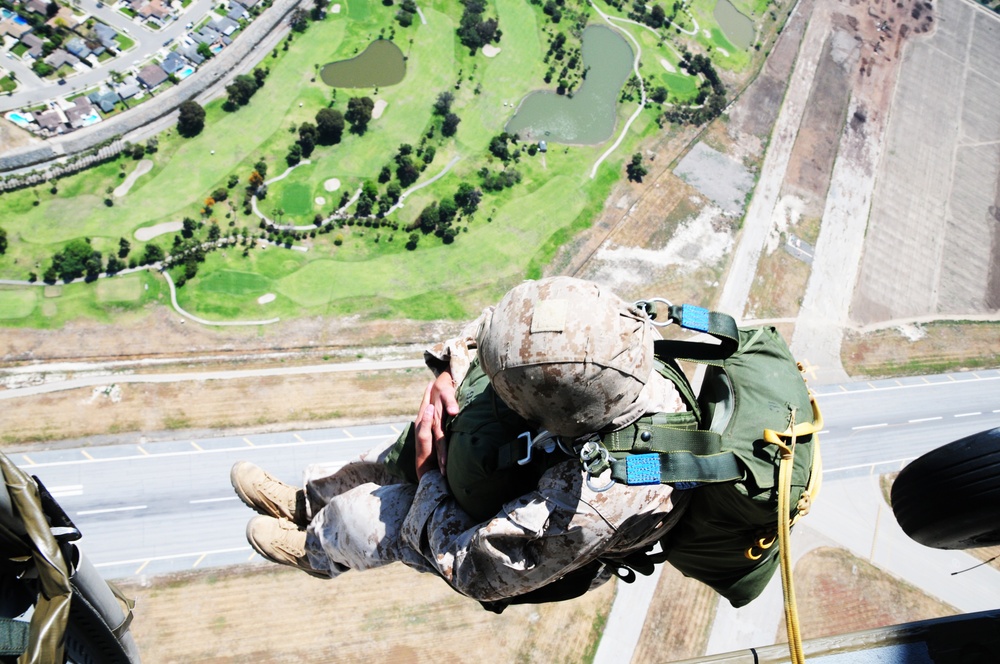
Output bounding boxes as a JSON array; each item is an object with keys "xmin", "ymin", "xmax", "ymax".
[{"xmin": 10, "ymin": 368, "xmax": 1000, "ymax": 581}]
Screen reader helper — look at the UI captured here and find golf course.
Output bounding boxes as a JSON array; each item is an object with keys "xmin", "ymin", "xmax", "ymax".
[{"xmin": 0, "ymin": 0, "xmax": 771, "ymax": 328}]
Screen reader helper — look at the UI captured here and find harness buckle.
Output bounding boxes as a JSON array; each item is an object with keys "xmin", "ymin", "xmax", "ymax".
[{"xmin": 634, "ymin": 297, "xmax": 674, "ymax": 328}]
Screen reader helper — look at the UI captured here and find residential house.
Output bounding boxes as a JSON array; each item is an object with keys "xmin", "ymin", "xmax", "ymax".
[
  {"xmin": 178, "ymin": 44, "xmax": 204, "ymax": 65},
  {"xmin": 0, "ymin": 18, "xmax": 32, "ymax": 41},
  {"xmin": 116, "ymin": 75, "xmax": 141, "ymax": 99},
  {"xmin": 93, "ymin": 23, "xmax": 119, "ymax": 51},
  {"xmin": 192, "ymin": 25, "xmax": 221, "ymax": 45},
  {"xmin": 137, "ymin": 0, "xmax": 171, "ymax": 22},
  {"xmin": 227, "ymin": 3, "xmax": 248, "ymax": 21},
  {"xmin": 87, "ymin": 88, "xmax": 121, "ymax": 113},
  {"xmin": 64, "ymin": 96, "xmax": 98, "ymax": 128},
  {"xmin": 212, "ymin": 16, "xmax": 238, "ymax": 36},
  {"xmin": 43, "ymin": 48, "xmax": 79, "ymax": 70},
  {"xmin": 24, "ymin": 0, "xmax": 48, "ymax": 15},
  {"xmin": 45, "ymin": 7, "xmax": 77, "ymax": 28},
  {"xmin": 34, "ymin": 109, "xmax": 66, "ymax": 134},
  {"xmin": 137, "ymin": 63, "xmax": 167, "ymax": 89},
  {"xmin": 159, "ymin": 50, "xmax": 186, "ymax": 75},
  {"xmin": 20, "ymin": 33, "xmax": 44, "ymax": 59},
  {"xmin": 64, "ymin": 37, "xmax": 91, "ymax": 60}
]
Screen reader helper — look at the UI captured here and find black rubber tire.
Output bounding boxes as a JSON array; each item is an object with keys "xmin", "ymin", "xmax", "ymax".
[{"xmin": 891, "ymin": 427, "xmax": 1000, "ymax": 549}]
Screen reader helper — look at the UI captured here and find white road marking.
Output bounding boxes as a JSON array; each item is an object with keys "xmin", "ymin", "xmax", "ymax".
[
  {"xmin": 77, "ymin": 505, "xmax": 147, "ymax": 516},
  {"xmin": 93, "ymin": 546, "xmax": 250, "ymax": 569},
  {"xmin": 954, "ymin": 412, "xmax": 982, "ymax": 418},
  {"xmin": 908, "ymin": 416, "xmax": 942, "ymax": 423},
  {"xmin": 189, "ymin": 496, "xmax": 239, "ymax": 504},
  {"xmin": 852, "ymin": 423, "xmax": 888, "ymax": 430},
  {"xmin": 48, "ymin": 484, "xmax": 84, "ymax": 498}
]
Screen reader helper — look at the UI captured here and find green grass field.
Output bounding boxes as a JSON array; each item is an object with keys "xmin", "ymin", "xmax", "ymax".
[
  {"xmin": 0, "ymin": 289, "xmax": 37, "ymax": 319},
  {"xmin": 0, "ymin": 0, "xmax": 766, "ymax": 327}
]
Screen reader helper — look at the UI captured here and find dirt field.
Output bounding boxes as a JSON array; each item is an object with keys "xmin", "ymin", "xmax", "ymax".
[
  {"xmin": 841, "ymin": 320, "xmax": 1000, "ymax": 377},
  {"xmin": 781, "ymin": 546, "xmax": 958, "ymax": 642},
  {"xmin": 854, "ymin": 0, "xmax": 1000, "ymax": 323},
  {"xmin": 117, "ymin": 563, "xmax": 614, "ymax": 663},
  {"xmin": 632, "ymin": 565, "xmax": 719, "ymax": 663}
]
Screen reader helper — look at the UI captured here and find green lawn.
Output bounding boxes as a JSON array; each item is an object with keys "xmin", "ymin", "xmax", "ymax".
[
  {"xmin": 11, "ymin": 42, "xmax": 28, "ymax": 57},
  {"xmin": 0, "ymin": 289, "xmax": 37, "ymax": 320},
  {"xmin": 0, "ymin": 76, "xmax": 15, "ymax": 93},
  {"xmin": 116, "ymin": 33, "xmax": 135, "ymax": 50},
  {"xmin": 0, "ymin": 0, "xmax": 766, "ymax": 328}
]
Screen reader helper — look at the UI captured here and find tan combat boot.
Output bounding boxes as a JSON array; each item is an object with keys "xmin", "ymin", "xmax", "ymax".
[
  {"xmin": 246, "ymin": 516, "xmax": 327, "ymax": 578},
  {"xmin": 231, "ymin": 461, "xmax": 308, "ymax": 527}
]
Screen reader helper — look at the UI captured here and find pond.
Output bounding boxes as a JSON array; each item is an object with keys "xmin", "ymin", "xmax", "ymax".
[
  {"xmin": 321, "ymin": 39, "xmax": 406, "ymax": 88},
  {"xmin": 713, "ymin": 0, "xmax": 755, "ymax": 51},
  {"xmin": 505, "ymin": 24, "xmax": 634, "ymax": 145}
]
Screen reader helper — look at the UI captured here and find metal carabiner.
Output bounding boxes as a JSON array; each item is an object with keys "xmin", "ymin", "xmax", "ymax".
[
  {"xmin": 579, "ymin": 441, "xmax": 615, "ymax": 492},
  {"xmin": 634, "ymin": 297, "xmax": 674, "ymax": 328},
  {"xmin": 517, "ymin": 430, "xmax": 558, "ymax": 466}
]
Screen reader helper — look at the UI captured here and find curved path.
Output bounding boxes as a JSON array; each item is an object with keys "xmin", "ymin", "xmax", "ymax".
[
  {"xmin": 162, "ymin": 270, "xmax": 280, "ymax": 327},
  {"xmin": 251, "ymin": 156, "xmax": 461, "ymax": 231},
  {"xmin": 589, "ymin": 2, "xmax": 647, "ymax": 179}
]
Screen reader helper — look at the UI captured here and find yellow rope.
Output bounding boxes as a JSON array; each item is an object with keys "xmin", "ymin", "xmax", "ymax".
[{"xmin": 776, "ymin": 413, "xmax": 805, "ymax": 664}]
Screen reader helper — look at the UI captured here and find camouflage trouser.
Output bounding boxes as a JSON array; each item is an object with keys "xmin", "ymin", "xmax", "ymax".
[{"xmin": 303, "ymin": 438, "xmax": 434, "ymax": 578}]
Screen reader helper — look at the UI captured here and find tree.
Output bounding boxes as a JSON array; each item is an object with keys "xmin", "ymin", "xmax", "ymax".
[
  {"xmin": 454, "ymin": 183, "xmax": 481, "ymax": 215},
  {"xmin": 84, "ymin": 252, "xmax": 104, "ymax": 282},
  {"xmin": 626, "ymin": 153, "xmax": 647, "ymax": 182},
  {"xmin": 290, "ymin": 7, "xmax": 309, "ymax": 32},
  {"xmin": 253, "ymin": 66, "xmax": 269, "ymax": 88},
  {"xmin": 0, "ymin": 227, "xmax": 6, "ymax": 255},
  {"xmin": 396, "ymin": 156, "xmax": 420, "ymax": 187},
  {"xmin": 51, "ymin": 239, "xmax": 97, "ymax": 282},
  {"xmin": 226, "ymin": 74, "xmax": 259, "ymax": 107},
  {"xmin": 207, "ymin": 224, "xmax": 221, "ymax": 242},
  {"xmin": 650, "ymin": 86, "xmax": 668, "ymax": 104},
  {"xmin": 177, "ymin": 100, "xmax": 206, "ymax": 137},
  {"xmin": 442, "ymin": 112, "xmax": 461, "ymax": 137},
  {"xmin": 649, "ymin": 4, "xmax": 666, "ymax": 28},
  {"xmin": 286, "ymin": 142, "xmax": 303, "ymax": 166},
  {"xmin": 182, "ymin": 217, "xmax": 198, "ymax": 238},
  {"xmin": 386, "ymin": 181, "xmax": 402, "ymax": 202},
  {"xmin": 248, "ymin": 170, "xmax": 264, "ymax": 189},
  {"xmin": 315, "ymin": 107, "xmax": 344, "ymax": 144},
  {"xmin": 298, "ymin": 122, "xmax": 318, "ymax": 157},
  {"xmin": 345, "ymin": 96, "xmax": 375, "ymax": 134},
  {"xmin": 118, "ymin": 237, "xmax": 131, "ymax": 258},
  {"xmin": 433, "ymin": 91, "xmax": 454, "ymax": 116},
  {"xmin": 418, "ymin": 202, "xmax": 439, "ymax": 232},
  {"xmin": 197, "ymin": 41, "xmax": 213, "ymax": 60},
  {"xmin": 437, "ymin": 197, "xmax": 457, "ymax": 224}
]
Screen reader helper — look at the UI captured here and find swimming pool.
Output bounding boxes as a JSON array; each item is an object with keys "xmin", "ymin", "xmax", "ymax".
[
  {"xmin": 1, "ymin": 8, "xmax": 28, "ymax": 25},
  {"xmin": 178, "ymin": 65, "xmax": 195, "ymax": 79},
  {"xmin": 5, "ymin": 111, "xmax": 32, "ymax": 127},
  {"xmin": 79, "ymin": 111, "xmax": 101, "ymax": 127}
]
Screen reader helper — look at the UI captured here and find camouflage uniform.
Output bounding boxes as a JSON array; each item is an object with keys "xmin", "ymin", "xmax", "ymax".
[{"xmin": 304, "ymin": 277, "xmax": 691, "ymax": 602}]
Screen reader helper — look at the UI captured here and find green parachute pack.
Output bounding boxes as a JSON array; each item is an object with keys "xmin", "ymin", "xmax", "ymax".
[{"xmin": 386, "ymin": 303, "xmax": 822, "ymax": 608}]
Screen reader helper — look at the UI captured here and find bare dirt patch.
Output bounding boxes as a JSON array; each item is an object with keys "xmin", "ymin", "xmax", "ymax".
[
  {"xmin": 118, "ymin": 563, "xmax": 614, "ymax": 663},
  {"xmin": 841, "ymin": 321, "xmax": 1000, "ymax": 378},
  {"xmin": 0, "ymin": 117, "xmax": 40, "ymax": 153},
  {"xmin": 779, "ymin": 546, "xmax": 957, "ymax": 642},
  {"xmin": 0, "ymin": 368, "xmax": 429, "ymax": 445},
  {"xmin": 745, "ymin": 249, "xmax": 809, "ymax": 320}
]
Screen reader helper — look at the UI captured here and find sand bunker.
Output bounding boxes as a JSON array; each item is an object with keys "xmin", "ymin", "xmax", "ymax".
[
  {"xmin": 482, "ymin": 44, "xmax": 501, "ymax": 58},
  {"xmin": 332, "ymin": 4, "xmax": 341, "ymax": 13},
  {"xmin": 315, "ymin": 196, "xmax": 326, "ymax": 205},
  {"xmin": 114, "ymin": 159, "xmax": 153, "ymax": 198},
  {"xmin": 323, "ymin": 178, "xmax": 341, "ymax": 192},
  {"xmin": 257, "ymin": 293, "xmax": 276, "ymax": 304},
  {"xmin": 372, "ymin": 99, "xmax": 388, "ymax": 120},
  {"xmin": 135, "ymin": 221, "xmax": 183, "ymax": 241},
  {"xmin": 659, "ymin": 58, "xmax": 676, "ymax": 73}
]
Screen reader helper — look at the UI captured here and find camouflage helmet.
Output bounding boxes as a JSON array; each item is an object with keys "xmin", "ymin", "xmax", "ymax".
[{"xmin": 476, "ymin": 277, "xmax": 656, "ymax": 437}]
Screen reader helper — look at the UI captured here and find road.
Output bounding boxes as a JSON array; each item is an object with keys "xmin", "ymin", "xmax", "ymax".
[{"xmin": 11, "ymin": 369, "xmax": 999, "ymax": 583}]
